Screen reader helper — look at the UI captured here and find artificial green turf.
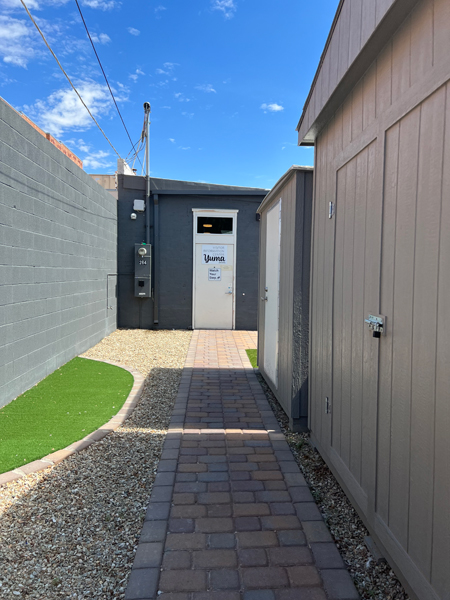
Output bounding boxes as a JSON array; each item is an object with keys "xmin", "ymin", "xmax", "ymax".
[
  {"xmin": 246, "ymin": 349, "xmax": 258, "ymax": 368},
  {"xmin": 0, "ymin": 357, "xmax": 134, "ymax": 474}
]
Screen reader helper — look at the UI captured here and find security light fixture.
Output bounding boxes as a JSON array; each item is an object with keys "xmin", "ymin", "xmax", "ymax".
[
  {"xmin": 131, "ymin": 213, "xmax": 137, "ymax": 220},
  {"xmin": 138, "ymin": 247, "xmax": 147, "ymax": 257}
]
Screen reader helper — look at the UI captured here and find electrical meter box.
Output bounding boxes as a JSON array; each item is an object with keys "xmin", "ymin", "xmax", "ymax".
[{"xmin": 134, "ymin": 243, "xmax": 152, "ymax": 297}]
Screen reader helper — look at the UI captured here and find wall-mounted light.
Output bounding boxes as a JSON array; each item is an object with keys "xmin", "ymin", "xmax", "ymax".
[
  {"xmin": 138, "ymin": 247, "xmax": 147, "ymax": 256},
  {"xmin": 203, "ymin": 224, "xmax": 212, "ymax": 228},
  {"xmin": 131, "ymin": 213, "xmax": 137, "ymax": 220}
]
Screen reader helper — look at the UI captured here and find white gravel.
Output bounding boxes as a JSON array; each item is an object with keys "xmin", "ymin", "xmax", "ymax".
[{"xmin": 0, "ymin": 329, "xmax": 192, "ymax": 600}]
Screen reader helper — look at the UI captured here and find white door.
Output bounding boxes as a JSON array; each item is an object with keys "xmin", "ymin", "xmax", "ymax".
[
  {"xmin": 193, "ymin": 210, "xmax": 237, "ymax": 330},
  {"xmin": 263, "ymin": 200, "xmax": 281, "ymax": 386}
]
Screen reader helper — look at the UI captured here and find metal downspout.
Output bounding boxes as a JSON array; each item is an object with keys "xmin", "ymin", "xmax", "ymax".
[{"xmin": 153, "ymin": 193, "xmax": 159, "ymax": 327}]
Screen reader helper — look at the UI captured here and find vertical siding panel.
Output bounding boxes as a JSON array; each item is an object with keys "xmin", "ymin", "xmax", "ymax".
[
  {"xmin": 433, "ymin": 0, "xmax": 450, "ymax": 68},
  {"xmin": 377, "ymin": 122, "xmax": 400, "ymax": 524},
  {"xmin": 361, "ymin": 0, "xmax": 376, "ymax": 48},
  {"xmin": 342, "ymin": 97, "xmax": 352, "ymax": 149},
  {"xmin": 348, "ymin": 0, "xmax": 362, "ymax": 66},
  {"xmin": 323, "ymin": 126, "xmax": 335, "ymax": 449},
  {"xmin": 350, "ymin": 148, "xmax": 367, "ymax": 483},
  {"xmin": 391, "ymin": 17, "xmax": 411, "ymax": 104},
  {"xmin": 361, "ymin": 140, "xmax": 381, "ymax": 500},
  {"xmin": 351, "ymin": 80, "xmax": 364, "ymax": 141},
  {"xmin": 376, "ymin": 42, "xmax": 392, "ymax": 117},
  {"xmin": 320, "ymin": 52, "xmax": 331, "ymax": 116},
  {"xmin": 340, "ymin": 157, "xmax": 356, "ymax": 468},
  {"xmin": 362, "ymin": 62, "xmax": 377, "ymax": 130},
  {"xmin": 388, "ymin": 106, "xmax": 421, "ymax": 549},
  {"xmin": 338, "ymin": 1, "xmax": 351, "ymax": 82},
  {"xmin": 410, "ymin": 0, "xmax": 434, "ymax": 86},
  {"xmin": 408, "ymin": 86, "xmax": 445, "ymax": 577},
  {"xmin": 332, "ymin": 163, "xmax": 346, "ymax": 454},
  {"xmin": 431, "ymin": 83, "xmax": 450, "ymax": 599},
  {"xmin": 329, "ymin": 23, "xmax": 341, "ymax": 94},
  {"xmin": 314, "ymin": 136, "xmax": 326, "ymax": 443}
]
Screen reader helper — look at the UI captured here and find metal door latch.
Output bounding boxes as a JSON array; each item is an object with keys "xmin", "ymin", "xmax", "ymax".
[{"xmin": 365, "ymin": 314, "xmax": 385, "ymax": 338}]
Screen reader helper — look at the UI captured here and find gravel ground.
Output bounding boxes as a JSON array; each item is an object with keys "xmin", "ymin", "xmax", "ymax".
[
  {"xmin": 256, "ymin": 373, "xmax": 410, "ymax": 600},
  {"xmin": 0, "ymin": 329, "xmax": 192, "ymax": 600}
]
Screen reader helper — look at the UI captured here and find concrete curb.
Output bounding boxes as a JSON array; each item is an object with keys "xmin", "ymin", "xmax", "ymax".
[{"xmin": 0, "ymin": 357, "xmax": 146, "ymax": 488}]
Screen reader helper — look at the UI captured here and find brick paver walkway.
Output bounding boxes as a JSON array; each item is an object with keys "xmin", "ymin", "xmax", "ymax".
[{"xmin": 125, "ymin": 331, "xmax": 359, "ymax": 600}]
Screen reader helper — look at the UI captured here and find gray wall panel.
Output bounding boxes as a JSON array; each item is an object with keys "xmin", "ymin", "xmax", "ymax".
[{"xmin": 0, "ymin": 98, "xmax": 117, "ymax": 408}]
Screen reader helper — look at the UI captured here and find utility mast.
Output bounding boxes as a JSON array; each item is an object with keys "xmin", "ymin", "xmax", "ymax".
[{"xmin": 143, "ymin": 101, "xmax": 151, "ymax": 244}]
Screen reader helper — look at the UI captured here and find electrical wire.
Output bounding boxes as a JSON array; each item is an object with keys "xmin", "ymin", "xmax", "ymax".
[
  {"xmin": 20, "ymin": 0, "xmax": 121, "ymax": 159},
  {"xmin": 73, "ymin": 0, "xmax": 142, "ymax": 167}
]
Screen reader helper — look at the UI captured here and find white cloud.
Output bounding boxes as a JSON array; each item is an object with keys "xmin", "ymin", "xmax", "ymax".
[
  {"xmin": 0, "ymin": 15, "xmax": 35, "ymax": 68},
  {"xmin": 129, "ymin": 68, "xmax": 144, "ymax": 82},
  {"xmin": 178, "ymin": 146, "xmax": 190, "ymax": 150},
  {"xmin": 211, "ymin": 0, "xmax": 236, "ymax": 19},
  {"xmin": 175, "ymin": 92, "xmax": 190, "ymax": 102},
  {"xmin": 65, "ymin": 137, "xmax": 91, "ymax": 153},
  {"xmin": 23, "ymin": 81, "xmax": 121, "ymax": 137},
  {"xmin": 127, "ymin": 27, "xmax": 140, "ymax": 36},
  {"xmin": 91, "ymin": 32, "xmax": 111, "ymax": 44},
  {"xmin": 0, "ymin": 0, "xmax": 40, "ymax": 10},
  {"xmin": 81, "ymin": 0, "xmax": 117, "ymax": 10},
  {"xmin": 182, "ymin": 111, "xmax": 194, "ymax": 119},
  {"xmin": 82, "ymin": 150, "xmax": 113, "ymax": 169},
  {"xmin": 155, "ymin": 5, "xmax": 166, "ymax": 13},
  {"xmin": 196, "ymin": 83, "xmax": 216, "ymax": 94},
  {"xmin": 169, "ymin": 138, "xmax": 175, "ymax": 143},
  {"xmin": 261, "ymin": 103, "xmax": 284, "ymax": 113}
]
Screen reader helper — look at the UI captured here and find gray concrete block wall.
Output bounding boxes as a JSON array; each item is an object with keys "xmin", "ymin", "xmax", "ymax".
[{"xmin": 0, "ymin": 98, "xmax": 117, "ymax": 408}]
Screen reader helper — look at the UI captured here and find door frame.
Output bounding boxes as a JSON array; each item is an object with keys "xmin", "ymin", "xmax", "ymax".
[
  {"xmin": 263, "ymin": 199, "xmax": 282, "ymax": 387},
  {"xmin": 191, "ymin": 208, "xmax": 238, "ymax": 330}
]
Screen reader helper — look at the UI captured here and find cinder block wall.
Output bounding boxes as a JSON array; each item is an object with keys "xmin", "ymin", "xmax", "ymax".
[{"xmin": 0, "ymin": 98, "xmax": 117, "ymax": 408}]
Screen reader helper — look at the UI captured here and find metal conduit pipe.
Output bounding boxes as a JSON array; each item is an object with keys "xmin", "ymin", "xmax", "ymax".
[{"xmin": 153, "ymin": 193, "xmax": 159, "ymax": 327}]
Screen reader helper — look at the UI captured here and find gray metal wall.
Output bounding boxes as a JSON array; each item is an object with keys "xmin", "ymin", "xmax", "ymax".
[
  {"xmin": 0, "ymin": 98, "xmax": 117, "ymax": 408},
  {"xmin": 258, "ymin": 169, "xmax": 313, "ymax": 431},
  {"xmin": 118, "ymin": 175, "xmax": 264, "ymax": 330},
  {"xmin": 307, "ymin": 1, "xmax": 450, "ymax": 599}
]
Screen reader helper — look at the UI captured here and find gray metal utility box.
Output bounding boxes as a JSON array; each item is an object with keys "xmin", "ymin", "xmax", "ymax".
[
  {"xmin": 257, "ymin": 166, "xmax": 313, "ymax": 432},
  {"xmin": 134, "ymin": 243, "xmax": 151, "ymax": 298}
]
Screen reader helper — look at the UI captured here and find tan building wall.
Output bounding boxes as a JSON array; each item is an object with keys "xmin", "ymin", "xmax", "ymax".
[{"xmin": 301, "ymin": 1, "xmax": 450, "ymax": 599}]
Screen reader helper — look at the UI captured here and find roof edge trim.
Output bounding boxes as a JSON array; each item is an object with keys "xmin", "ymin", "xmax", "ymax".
[{"xmin": 257, "ymin": 166, "xmax": 313, "ymax": 214}]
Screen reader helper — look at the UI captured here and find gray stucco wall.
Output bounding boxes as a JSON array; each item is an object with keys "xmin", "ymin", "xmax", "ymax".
[
  {"xmin": 0, "ymin": 98, "xmax": 117, "ymax": 408},
  {"xmin": 118, "ymin": 175, "xmax": 264, "ymax": 330}
]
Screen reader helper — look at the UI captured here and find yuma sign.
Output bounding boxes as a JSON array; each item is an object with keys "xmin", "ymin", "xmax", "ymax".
[{"xmin": 202, "ymin": 245, "xmax": 227, "ymax": 265}]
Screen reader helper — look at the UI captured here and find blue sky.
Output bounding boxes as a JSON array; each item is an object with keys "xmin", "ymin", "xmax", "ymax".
[{"xmin": 0, "ymin": 0, "xmax": 338, "ymax": 188}]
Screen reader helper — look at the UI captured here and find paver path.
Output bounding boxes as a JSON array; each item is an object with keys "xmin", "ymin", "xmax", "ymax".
[{"xmin": 125, "ymin": 330, "xmax": 359, "ymax": 600}]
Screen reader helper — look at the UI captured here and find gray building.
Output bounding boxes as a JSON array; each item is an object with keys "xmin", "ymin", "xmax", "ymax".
[
  {"xmin": 297, "ymin": 1, "xmax": 450, "ymax": 599},
  {"xmin": 117, "ymin": 174, "xmax": 267, "ymax": 330},
  {"xmin": 256, "ymin": 166, "xmax": 313, "ymax": 432},
  {"xmin": 0, "ymin": 97, "xmax": 117, "ymax": 408}
]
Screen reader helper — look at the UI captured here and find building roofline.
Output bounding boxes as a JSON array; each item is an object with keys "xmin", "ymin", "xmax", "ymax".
[{"xmin": 257, "ymin": 166, "xmax": 313, "ymax": 214}]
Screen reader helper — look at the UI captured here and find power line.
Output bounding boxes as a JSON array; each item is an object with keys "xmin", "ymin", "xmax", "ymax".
[
  {"xmin": 20, "ymin": 0, "xmax": 121, "ymax": 159},
  {"xmin": 73, "ymin": 0, "xmax": 142, "ymax": 167}
]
